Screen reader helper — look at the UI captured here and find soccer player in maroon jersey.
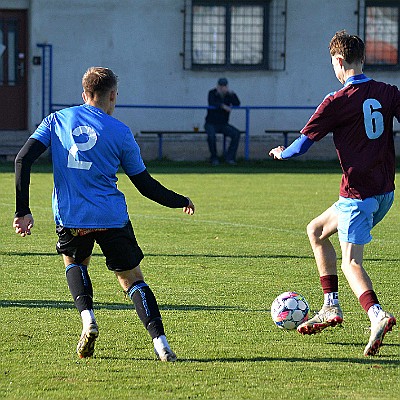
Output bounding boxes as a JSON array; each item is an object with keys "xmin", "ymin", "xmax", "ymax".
[{"xmin": 269, "ymin": 30, "xmax": 399, "ymax": 356}]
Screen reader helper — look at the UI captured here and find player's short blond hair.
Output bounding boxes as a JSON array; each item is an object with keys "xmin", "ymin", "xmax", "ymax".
[
  {"xmin": 329, "ymin": 30, "xmax": 365, "ymax": 64},
  {"xmin": 82, "ymin": 67, "xmax": 118, "ymax": 96}
]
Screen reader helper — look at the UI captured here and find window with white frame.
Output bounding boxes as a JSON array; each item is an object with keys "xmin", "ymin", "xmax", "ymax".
[
  {"xmin": 359, "ymin": 0, "xmax": 400, "ymax": 69},
  {"xmin": 182, "ymin": 0, "xmax": 287, "ymax": 71}
]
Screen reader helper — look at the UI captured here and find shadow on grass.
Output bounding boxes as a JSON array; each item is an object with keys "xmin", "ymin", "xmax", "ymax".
[
  {"xmin": 145, "ymin": 253, "xmax": 315, "ymax": 260},
  {"xmin": 2, "ymin": 251, "xmax": 399, "ymax": 263},
  {"xmin": 176, "ymin": 355, "xmax": 400, "ymax": 365},
  {"xmin": 97, "ymin": 354, "xmax": 400, "ymax": 366},
  {"xmin": 0, "ymin": 299, "xmax": 267, "ymax": 313},
  {"xmin": 1, "ymin": 250, "xmax": 312, "ymax": 260}
]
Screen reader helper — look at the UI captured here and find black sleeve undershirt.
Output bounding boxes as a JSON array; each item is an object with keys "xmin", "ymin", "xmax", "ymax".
[
  {"xmin": 128, "ymin": 169, "xmax": 189, "ymax": 208},
  {"xmin": 15, "ymin": 138, "xmax": 47, "ymax": 217},
  {"xmin": 15, "ymin": 139, "xmax": 188, "ymax": 216}
]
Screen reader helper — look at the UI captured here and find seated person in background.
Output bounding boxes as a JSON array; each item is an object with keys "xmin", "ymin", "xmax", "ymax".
[{"xmin": 204, "ymin": 78, "xmax": 241, "ymax": 165}]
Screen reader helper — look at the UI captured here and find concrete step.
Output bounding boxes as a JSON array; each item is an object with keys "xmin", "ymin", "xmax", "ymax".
[{"xmin": 0, "ymin": 131, "xmax": 30, "ymax": 160}]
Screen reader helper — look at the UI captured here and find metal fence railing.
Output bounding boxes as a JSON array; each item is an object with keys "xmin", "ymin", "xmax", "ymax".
[
  {"xmin": 49, "ymin": 103, "xmax": 316, "ymax": 160},
  {"xmin": 37, "ymin": 43, "xmax": 316, "ymax": 160}
]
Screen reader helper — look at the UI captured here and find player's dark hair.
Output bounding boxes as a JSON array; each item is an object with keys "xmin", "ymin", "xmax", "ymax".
[
  {"xmin": 329, "ymin": 30, "xmax": 365, "ymax": 64},
  {"xmin": 82, "ymin": 67, "xmax": 118, "ymax": 97}
]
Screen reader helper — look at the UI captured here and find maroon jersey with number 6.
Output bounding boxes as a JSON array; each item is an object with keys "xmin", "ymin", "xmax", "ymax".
[{"xmin": 301, "ymin": 75, "xmax": 400, "ymax": 199}]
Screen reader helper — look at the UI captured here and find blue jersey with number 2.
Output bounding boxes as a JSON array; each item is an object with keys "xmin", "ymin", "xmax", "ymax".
[{"xmin": 31, "ymin": 104, "xmax": 146, "ymax": 228}]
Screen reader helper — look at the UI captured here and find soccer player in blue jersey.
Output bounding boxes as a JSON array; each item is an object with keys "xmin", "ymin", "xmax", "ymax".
[
  {"xmin": 13, "ymin": 67, "xmax": 195, "ymax": 362},
  {"xmin": 269, "ymin": 31, "xmax": 399, "ymax": 356}
]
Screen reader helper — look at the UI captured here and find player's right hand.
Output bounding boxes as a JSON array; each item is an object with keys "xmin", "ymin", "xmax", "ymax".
[
  {"xmin": 13, "ymin": 214, "xmax": 34, "ymax": 237},
  {"xmin": 183, "ymin": 197, "xmax": 195, "ymax": 215},
  {"xmin": 268, "ymin": 146, "xmax": 285, "ymax": 160}
]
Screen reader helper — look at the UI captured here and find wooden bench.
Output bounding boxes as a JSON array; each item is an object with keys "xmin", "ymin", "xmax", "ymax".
[
  {"xmin": 140, "ymin": 129, "xmax": 399, "ymax": 160},
  {"xmin": 140, "ymin": 130, "xmax": 245, "ymax": 160}
]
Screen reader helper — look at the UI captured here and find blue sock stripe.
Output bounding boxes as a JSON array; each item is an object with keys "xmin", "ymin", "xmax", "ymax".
[
  {"xmin": 65, "ymin": 263, "xmax": 89, "ymax": 288},
  {"xmin": 79, "ymin": 264, "xmax": 89, "ymax": 288},
  {"xmin": 65, "ymin": 263, "xmax": 78, "ymax": 275},
  {"xmin": 127, "ymin": 282, "xmax": 148, "ymax": 297},
  {"xmin": 127, "ymin": 282, "xmax": 150, "ymax": 317}
]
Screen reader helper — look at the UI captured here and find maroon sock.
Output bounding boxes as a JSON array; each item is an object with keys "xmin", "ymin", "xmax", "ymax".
[
  {"xmin": 320, "ymin": 275, "xmax": 338, "ymax": 294},
  {"xmin": 359, "ymin": 290, "xmax": 379, "ymax": 312}
]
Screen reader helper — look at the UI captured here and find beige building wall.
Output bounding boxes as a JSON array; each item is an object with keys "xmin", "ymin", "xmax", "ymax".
[{"xmin": 1, "ymin": 0, "xmax": 399, "ymax": 160}]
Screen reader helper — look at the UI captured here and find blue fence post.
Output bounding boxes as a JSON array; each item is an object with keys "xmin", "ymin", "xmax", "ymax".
[
  {"xmin": 37, "ymin": 43, "xmax": 53, "ymax": 119},
  {"xmin": 245, "ymin": 107, "xmax": 250, "ymax": 160},
  {"xmin": 48, "ymin": 44, "xmax": 53, "ymax": 115},
  {"xmin": 37, "ymin": 44, "xmax": 46, "ymax": 120}
]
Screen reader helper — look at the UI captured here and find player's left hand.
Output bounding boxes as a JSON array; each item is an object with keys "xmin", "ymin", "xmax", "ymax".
[
  {"xmin": 13, "ymin": 214, "xmax": 34, "ymax": 237},
  {"xmin": 183, "ymin": 197, "xmax": 195, "ymax": 215},
  {"xmin": 268, "ymin": 146, "xmax": 285, "ymax": 160}
]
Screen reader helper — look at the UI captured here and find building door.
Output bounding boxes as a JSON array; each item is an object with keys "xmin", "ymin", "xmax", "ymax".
[{"xmin": 0, "ymin": 10, "xmax": 27, "ymax": 130}]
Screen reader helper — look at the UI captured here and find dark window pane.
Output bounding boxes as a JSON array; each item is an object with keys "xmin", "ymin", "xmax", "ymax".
[
  {"xmin": 8, "ymin": 21, "xmax": 17, "ymax": 85},
  {"xmin": 0, "ymin": 22, "xmax": 4, "ymax": 84}
]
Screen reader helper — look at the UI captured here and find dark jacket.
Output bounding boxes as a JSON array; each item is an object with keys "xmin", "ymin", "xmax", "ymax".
[{"xmin": 205, "ymin": 88, "xmax": 240, "ymax": 125}]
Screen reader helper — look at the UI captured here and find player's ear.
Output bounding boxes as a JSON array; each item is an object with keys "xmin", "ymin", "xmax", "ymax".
[
  {"xmin": 337, "ymin": 55, "xmax": 344, "ymax": 67},
  {"xmin": 82, "ymin": 91, "xmax": 87, "ymax": 103},
  {"xmin": 109, "ymin": 89, "xmax": 117, "ymax": 103}
]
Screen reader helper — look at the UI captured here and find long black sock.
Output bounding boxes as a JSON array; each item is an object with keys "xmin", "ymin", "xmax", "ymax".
[
  {"xmin": 127, "ymin": 280, "xmax": 165, "ymax": 339},
  {"xmin": 65, "ymin": 264, "xmax": 93, "ymax": 313}
]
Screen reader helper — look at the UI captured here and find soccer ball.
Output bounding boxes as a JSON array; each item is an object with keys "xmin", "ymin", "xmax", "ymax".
[{"xmin": 271, "ymin": 291, "xmax": 309, "ymax": 330}]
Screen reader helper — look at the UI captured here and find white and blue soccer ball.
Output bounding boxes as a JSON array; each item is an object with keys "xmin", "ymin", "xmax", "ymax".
[{"xmin": 271, "ymin": 291, "xmax": 309, "ymax": 330}]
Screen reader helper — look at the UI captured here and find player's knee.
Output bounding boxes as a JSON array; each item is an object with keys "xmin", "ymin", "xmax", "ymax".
[
  {"xmin": 306, "ymin": 220, "xmax": 320, "ymax": 242},
  {"xmin": 341, "ymin": 258, "xmax": 362, "ymax": 273},
  {"xmin": 350, "ymin": 258, "xmax": 362, "ymax": 269}
]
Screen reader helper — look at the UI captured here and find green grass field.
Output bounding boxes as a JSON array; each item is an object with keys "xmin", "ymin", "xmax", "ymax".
[{"xmin": 0, "ymin": 160, "xmax": 399, "ymax": 400}]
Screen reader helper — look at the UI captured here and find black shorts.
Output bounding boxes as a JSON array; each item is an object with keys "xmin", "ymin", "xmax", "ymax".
[{"xmin": 56, "ymin": 220, "xmax": 144, "ymax": 271}]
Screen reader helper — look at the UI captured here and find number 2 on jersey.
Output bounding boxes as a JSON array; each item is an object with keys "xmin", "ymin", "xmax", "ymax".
[
  {"xmin": 67, "ymin": 126, "xmax": 98, "ymax": 170},
  {"xmin": 363, "ymin": 99, "xmax": 384, "ymax": 139}
]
